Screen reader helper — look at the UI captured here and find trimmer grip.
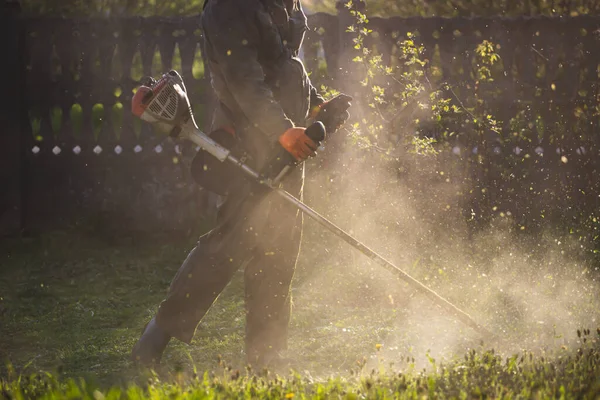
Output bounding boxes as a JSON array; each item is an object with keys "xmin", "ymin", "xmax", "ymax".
[
  {"xmin": 262, "ymin": 121, "xmax": 326, "ymax": 182},
  {"xmin": 306, "ymin": 121, "xmax": 326, "ymax": 143}
]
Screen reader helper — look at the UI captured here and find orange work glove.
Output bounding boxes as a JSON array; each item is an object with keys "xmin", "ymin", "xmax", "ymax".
[
  {"xmin": 278, "ymin": 127, "xmax": 318, "ymax": 161},
  {"xmin": 309, "ymin": 94, "xmax": 353, "ymax": 134}
]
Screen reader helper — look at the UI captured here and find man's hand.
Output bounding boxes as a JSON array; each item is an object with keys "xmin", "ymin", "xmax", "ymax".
[
  {"xmin": 311, "ymin": 93, "xmax": 353, "ymax": 134},
  {"xmin": 278, "ymin": 127, "xmax": 318, "ymax": 161}
]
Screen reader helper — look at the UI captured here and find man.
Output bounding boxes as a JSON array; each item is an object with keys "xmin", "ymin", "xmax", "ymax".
[{"xmin": 131, "ymin": 0, "xmax": 350, "ymax": 370}]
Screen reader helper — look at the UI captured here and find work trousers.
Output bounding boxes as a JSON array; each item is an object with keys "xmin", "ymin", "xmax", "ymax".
[{"xmin": 155, "ymin": 167, "xmax": 304, "ymax": 367}]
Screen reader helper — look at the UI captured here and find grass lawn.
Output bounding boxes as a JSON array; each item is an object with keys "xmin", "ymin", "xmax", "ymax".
[
  {"xmin": 1, "ymin": 226, "xmax": 599, "ymax": 398},
  {"xmin": 0, "ymin": 226, "xmax": 419, "ymax": 384}
]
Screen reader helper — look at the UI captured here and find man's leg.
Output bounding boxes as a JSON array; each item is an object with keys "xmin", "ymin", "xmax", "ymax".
[
  {"xmin": 154, "ymin": 237, "xmax": 244, "ymax": 343},
  {"xmin": 243, "ymin": 225, "xmax": 302, "ymax": 368},
  {"xmin": 243, "ymin": 171, "xmax": 305, "ymax": 368},
  {"xmin": 132, "ymin": 192, "xmax": 257, "ymax": 365}
]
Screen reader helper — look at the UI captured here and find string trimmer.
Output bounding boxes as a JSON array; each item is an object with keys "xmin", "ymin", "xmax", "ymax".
[{"xmin": 131, "ymin": 70, "xmax": 493, "ymax": 339}]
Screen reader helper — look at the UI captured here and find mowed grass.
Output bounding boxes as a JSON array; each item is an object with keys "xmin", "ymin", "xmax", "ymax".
[
  {"xmin": 0, "ymin": 228, "xmax": 408, "ymax": 384},
  {"xmin": 0, "ymin": 230, "xmax": 206, "ymax": 385},
  {"xmin": 1, "ymin": 228, "xmax": 599, "ymax": 398}
]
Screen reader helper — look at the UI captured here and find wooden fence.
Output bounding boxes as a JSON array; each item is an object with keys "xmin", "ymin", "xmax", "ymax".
[{"xmin": 2, "ymin": 0, "xmax": 600, "ymax": 236}]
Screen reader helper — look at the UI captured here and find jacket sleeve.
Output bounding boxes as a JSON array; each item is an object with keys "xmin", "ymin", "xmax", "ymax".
[
  {"xmin": 202, "ymin": 3, "xmax": 294, "ymax": 142},
  {"xmin": 294, "ymin": 1, "xmax": 325, "ymax": 114}
]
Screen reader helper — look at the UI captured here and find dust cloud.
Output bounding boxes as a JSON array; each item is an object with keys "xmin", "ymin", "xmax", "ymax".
[{"xmin": 289, "ymin": 129, "xmax": 600, "ymax": 374}]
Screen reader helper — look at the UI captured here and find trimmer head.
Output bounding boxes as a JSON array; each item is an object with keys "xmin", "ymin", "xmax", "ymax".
[{"xmin": 131, "ymin": 70, "xmax": 194, "ymax": 136}]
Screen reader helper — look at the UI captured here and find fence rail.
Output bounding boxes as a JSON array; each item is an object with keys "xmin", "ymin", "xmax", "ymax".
[
  {"xmin": 22, "ymin": 16, "xmax": 211, "ymax": 155},
  {"xmin": 2, "ymin": 2, "xmax": 600, "ymax": 235}
]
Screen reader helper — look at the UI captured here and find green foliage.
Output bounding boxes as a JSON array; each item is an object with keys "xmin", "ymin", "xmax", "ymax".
[
  {"xmin": 330, "ymin": 1, "xmax": 600, "ymax": 256},
  {"xmin": 475, "ymin": 40, "xmax": 499, "ymax": 82},
  {"xmin": 343, "ymin": 1, "xmax": 500, "ymax": 158},
  {"xmin": 2, "ymin": 329, "xmax": 600, "ymax": 398}
]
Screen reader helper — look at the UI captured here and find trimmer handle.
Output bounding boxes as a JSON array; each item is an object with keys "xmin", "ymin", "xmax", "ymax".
[
  {"xmin": 262, "ymin": 121, "xmax": 326, "ymax": 183},
  {"xmin": 305, "ymin": 120, "xmax": 327, "ymax": 143}
]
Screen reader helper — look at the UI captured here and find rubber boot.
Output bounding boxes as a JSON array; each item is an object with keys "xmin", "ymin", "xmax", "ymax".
[{"xmin": 131, "ymin": 317, "xmax": 171, "ymax": 367}]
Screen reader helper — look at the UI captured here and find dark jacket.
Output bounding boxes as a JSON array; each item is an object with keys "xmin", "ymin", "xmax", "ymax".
[{"xmin": 200, "ymin": 0, "xmax": 324, "ymax": 167}]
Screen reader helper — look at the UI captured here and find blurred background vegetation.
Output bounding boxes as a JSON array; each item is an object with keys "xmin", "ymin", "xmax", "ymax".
[{"xmin": 20, "ymin": 0, "xmax": 600, "ymax": 17}]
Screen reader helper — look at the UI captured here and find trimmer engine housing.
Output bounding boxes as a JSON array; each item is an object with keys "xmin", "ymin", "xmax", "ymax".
[{"xmin": 131, "ymin": 70, "xmax": 192, "ymax": 137}]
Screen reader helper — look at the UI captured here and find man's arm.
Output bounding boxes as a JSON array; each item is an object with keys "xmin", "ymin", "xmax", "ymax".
[
  {"xmin": 293, "ymin": 1, "xmax": 325, "ymax": 115},
  {"xmin": 202, "ymin": 1, "xmax": 294, "ymax": 143}
]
